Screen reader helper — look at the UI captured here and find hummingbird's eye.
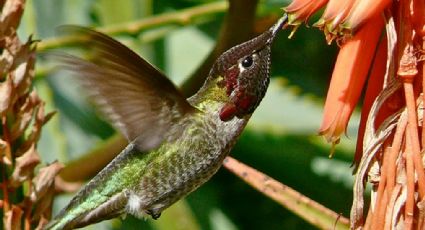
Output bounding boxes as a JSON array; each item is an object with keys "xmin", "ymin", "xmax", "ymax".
[{"xmin": 241, "ymin": 55, "xmax": 253, "ymax": 68}]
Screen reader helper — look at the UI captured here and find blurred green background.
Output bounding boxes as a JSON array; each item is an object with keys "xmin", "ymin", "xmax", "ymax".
[{"xmin": 19, "ymin": 0, "xmax": 362, "ymax": 229}]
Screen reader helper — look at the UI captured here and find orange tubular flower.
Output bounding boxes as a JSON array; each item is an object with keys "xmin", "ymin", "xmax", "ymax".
[
  {"xmin": 352, "ymin": 38, "xmax": 405, "ymax": 169},
  {"xmin": 315, "ymin": 0, "xmax": 355, "ymax": 30},
  {"xmin": 354, "ymin": 39, "xmax": 385, "ymax": 160},
  {"xmin": 285, "ymin": 0, "xmax": 329, "ymax": 26},
  {"xmin": 318, "ymin": 15, "xmax": 384, "ymax": 146},
  {"xmin": 344, "ymin": 0, "xmax": 392, "ymax": 31},
  {"xmin": 314, "ymin": 0, "xmax": 356, "ymax": 43}
]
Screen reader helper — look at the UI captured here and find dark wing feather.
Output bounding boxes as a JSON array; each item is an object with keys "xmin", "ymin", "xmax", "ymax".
[{"xmin": 54, "ymin": 25, "xmax": 196, "ymax": 151}]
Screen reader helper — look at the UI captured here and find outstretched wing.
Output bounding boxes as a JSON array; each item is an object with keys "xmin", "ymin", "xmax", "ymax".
[{"xmin": 54, "ymin": 25, "xmax": 196, "ymax": 151}]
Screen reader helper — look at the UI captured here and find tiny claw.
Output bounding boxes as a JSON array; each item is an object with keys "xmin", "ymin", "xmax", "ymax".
[{"xmin": 147, "ymin": 209, "xmax": 161, "ymax": 220}]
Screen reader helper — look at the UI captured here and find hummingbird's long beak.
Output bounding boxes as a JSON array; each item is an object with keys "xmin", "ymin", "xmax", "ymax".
[{"xmin": 268, "ymin": 14, "xmax": 288, "ymax": 43}]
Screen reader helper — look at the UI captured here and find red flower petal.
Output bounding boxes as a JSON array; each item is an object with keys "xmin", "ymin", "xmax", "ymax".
[{"xmin": 319, "ymin": 15, "xmax": 384, "ymax": 145}]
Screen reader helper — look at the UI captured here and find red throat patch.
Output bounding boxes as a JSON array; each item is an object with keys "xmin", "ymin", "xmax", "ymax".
[
  {"xmin": 219, "ymin": 103, "xmax": 237, "ymax": 121},
  {"xmin": 224, "ymin": 66, "xmax": 239, "ymax": 96},
  {"xmin": 235, "ymin": 92, "xmax": 254, "ymax": 112},
  {"xmin": 219, "ymin": 66, "xmax": 257, "ymax": 121}
]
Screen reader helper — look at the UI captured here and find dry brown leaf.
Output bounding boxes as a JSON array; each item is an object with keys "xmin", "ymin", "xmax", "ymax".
[
  {"xmin": 0, "ymin": 0, "xmax": 57, "ymax": 227},
  {"xmin": 17, "ymin": 95, "xmax": 47, "ymax": 153},
  {"xmin": 29, "ymin": 100, "xmax": 51, "ymax": 143},
  {"xmin": 28, "ymin": 89, "xmax": 41, "ymax": 107},
  {"xmin": 368, "ymin": 158, "xmax": 382, "ymax": 184},
  {"xmin": 2, "ymin": 31, "xmax": 21, "ymax": 58},
  {"xmin": 0, "ymin": 0, "xmax": 25, "ymax": 35},
  {"xmin": 31, "ymin": 161, "xmax": 64, "ymax": 221},
  {"xmin": 10, "ymin": 143, "xmax": 40, "ymax": 187},
  {"xmin": 12, "ymin": 35, "xmax": 35, "ymax": 68},
  {"xmin": 0, "ymin": 56, "xmax": 11, "ymax": 76},
  {"xmin": 10, "ymin": 93, "xmax": 35, "ymax": 141},
  {"xmin": 35, "ymin": 101, "xmax": 46, "ymax": 124},
  {"xmin": 12, "ymin": 55, "xmax": 30, "ymax": 85},
  {"xmin": 43, "ymin": 110, "xmax": 56, "ymax": 125},
  {"xmin": 35, "ymin": 215, "xmax": 50, "ymax": 230},
  {"xmin": 31, "ymin": 161, "xmax": 64, "ymax": 203},
  {"xmin": 9, "ymin": 90, "xmax": 47, "ymax": 143},
  {"xmin": 0, "ymin": 45, "xmax": 14, "ymax": 75},
  {"xmin": 0, "ymin": 137, "xmax": 12, "ymax": 164},
  {"xmin": 0, "ymin": 75, "xmax": 13, "ymax": 114},
  {"xmin": 25, "ymin": 106, "xmax": 44, "ymax": 143},
  {"xmin": 0, "ymin": 138, "xmax": 7, "ymax": 153},
  {"xmin": 3, "ymin": 205, "xmax": 23, "ymax": 230},
  {"xmin": 12, "ymin": 37, "xmax": 36, "ymax": 96},
  {"xmin": 32, "ymin": 187, "xmax": 54, "ymax": 221}
]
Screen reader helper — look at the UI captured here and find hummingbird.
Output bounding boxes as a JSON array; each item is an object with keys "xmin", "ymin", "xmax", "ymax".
[{"xmin": 46, "ymin": 15, "xmax": 288, "ymax": 230}]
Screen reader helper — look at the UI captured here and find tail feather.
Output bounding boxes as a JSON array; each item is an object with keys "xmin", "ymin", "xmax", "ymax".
[
  {"xmin": 45, "ymin": 192, "xmax": 127, "ymax": 230},
  {"xmin": 44, "ymin": 144, "xmax": 139, "ymax": 230}
]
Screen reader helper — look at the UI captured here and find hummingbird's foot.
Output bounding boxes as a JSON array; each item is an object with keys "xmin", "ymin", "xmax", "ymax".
[{"xmin": 146, "ymin": 209, "xmax": 161, "ymax": 220}]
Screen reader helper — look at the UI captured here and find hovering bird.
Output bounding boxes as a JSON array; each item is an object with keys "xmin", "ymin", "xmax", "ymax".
[{"xmin": 46, "ymin": 14, "xmax": 288, "ymax": 230}]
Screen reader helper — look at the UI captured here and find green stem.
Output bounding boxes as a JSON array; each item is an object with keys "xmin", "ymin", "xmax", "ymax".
[{"xmin": 37, "ymin": 1, "xmax": 228, "ymax": 52}]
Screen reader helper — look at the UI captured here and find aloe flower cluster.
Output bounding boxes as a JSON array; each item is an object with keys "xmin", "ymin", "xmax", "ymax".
[
  {"xmin": 285, "ymin": 0, "xmax": 424, "ymax": 229},
  {"xmin": 0, "ymin": 0, "xmax": 60, "ymax": 229}
]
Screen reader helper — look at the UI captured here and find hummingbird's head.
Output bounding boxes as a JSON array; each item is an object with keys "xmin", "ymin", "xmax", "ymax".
[{"xmin": 212, "ymin": 15, "xmax": 287, "ymax": 121}]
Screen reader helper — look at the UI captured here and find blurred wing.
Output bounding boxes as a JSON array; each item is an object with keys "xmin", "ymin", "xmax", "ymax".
[{"xmin": 54, "ymin": 25, "xmax": 196, "ymax": 151}]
